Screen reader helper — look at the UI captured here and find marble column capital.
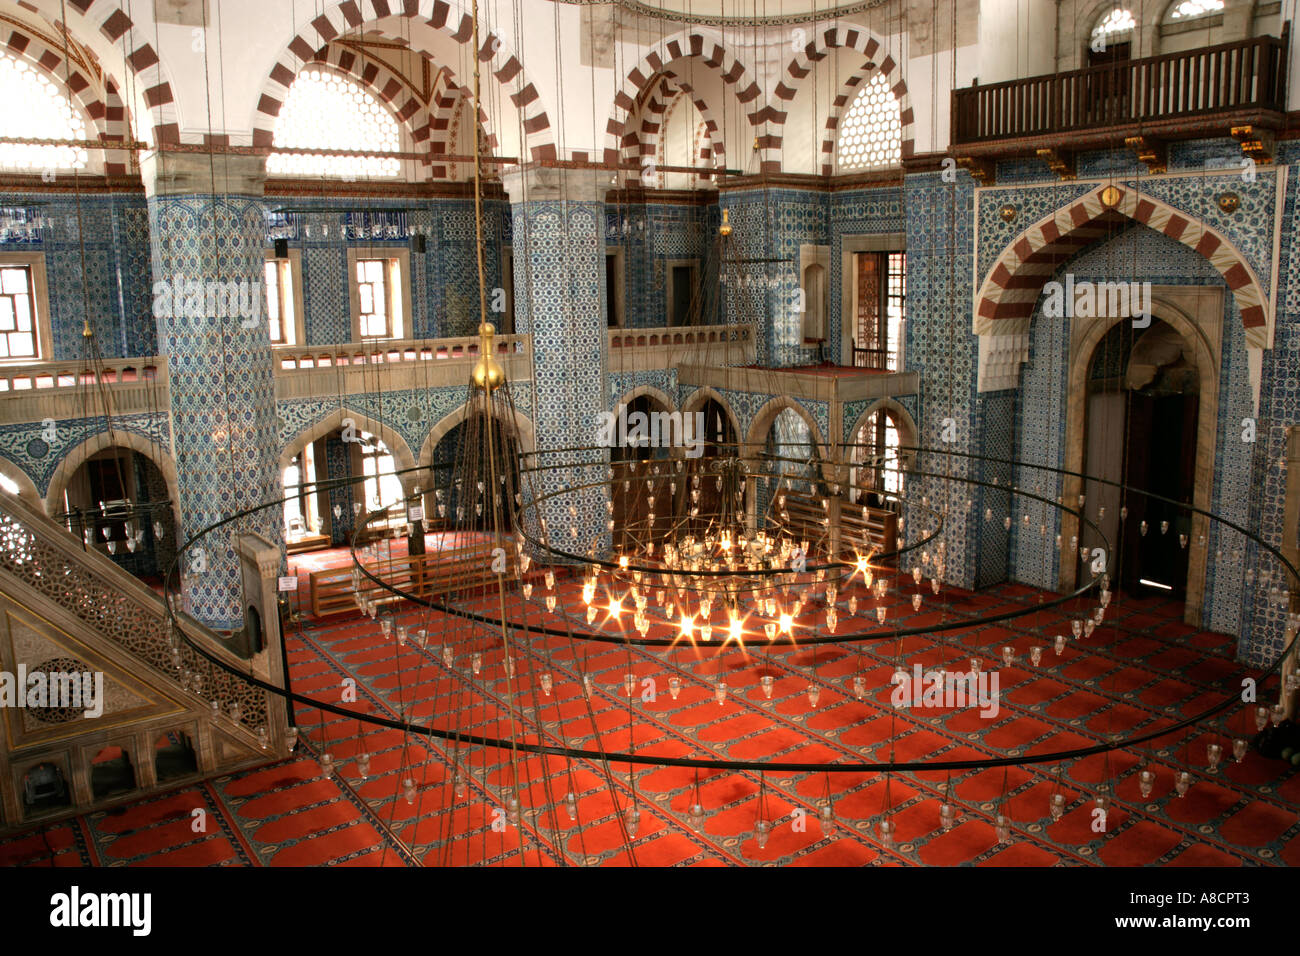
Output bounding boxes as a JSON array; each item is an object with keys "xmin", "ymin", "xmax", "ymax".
[
  {"xmin": 502, "ymin": 164, "xmax": 610, "ymax": 205},
  {"xmin": 140, "ymin": 151, "xmax": 267, "ymax": 200}
]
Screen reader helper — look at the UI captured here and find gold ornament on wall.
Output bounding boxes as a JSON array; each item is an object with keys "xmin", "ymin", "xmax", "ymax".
[
  {"xmin": 1217, "ymin": 192, "xmax": 1241, "ymax": 214},
  {"xmin": 998, "ymin": 203, "xmax": 1017, "ymax": 223},
  {"xmin": 1100, "ymin": 184, "xmax": 1122, "ymax": 207}
]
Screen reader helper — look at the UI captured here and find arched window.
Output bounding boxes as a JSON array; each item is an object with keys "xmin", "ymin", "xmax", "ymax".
[
  {"xmin": 836, "ymin": 73, "xmax": 902, "ymax": 172},
  {"xmin": 852, "ymin": 409, "xmax": 902, "ymax": 500},
  {"xmin": 0, "ymin": 53, "xmax": 88, "ymax": 171},
  {"xmin": 1091, "ymin": 7, "xmax": 1137, "ymax": 44},
  {"xmin": 1165, "ymin": 0, "xmax": 1223, "ymax": 20},
  {"xmin": 267, "ymin": 69, "xmax": 402, "ymax": 179}
]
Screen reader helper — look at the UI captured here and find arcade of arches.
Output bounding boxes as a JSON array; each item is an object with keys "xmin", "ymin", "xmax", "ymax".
[{"xmin": 0, "ymin": 0, "xmax": 1296, "ymax": 878}]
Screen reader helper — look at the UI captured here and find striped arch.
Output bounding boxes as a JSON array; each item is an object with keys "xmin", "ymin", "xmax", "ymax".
[
  {"xmin": 295, "ymin": 46, "xmax": 438, "ymax": 174},
  {"xmin": 2, "ymin": 16, "xmax": 132, "ymax": 172},
  {"xmin": 819, "ymin": 58, "xmax": 911, "ymax": 176},
  {"xmin": 21, "ymin": 0, "xmax": 179, "ymax": 144},
  {"xmin": 974, "ymin": 183, "xmax": 1271, "ymax": 391},
  {"xmin": 252, "ymin": 0, "xmax": 555, "ymax": 161},
  {"xmin": 353, "ymin": 27, "xmax": 495, "ymax": 179},
  {"xmin": 770, "ymin": 23, "xmax": 914, "ymax": 175},
  {"xmin": 604, "ymin": 30, "xmax": 759, "ymax": 168},
  {"xmin": 626, "ymin": 76, "xmax": 722, "ymax": 185},
  {"xmin": 435, "ymin": 72, "xmax": 497, "ymax": 180}
]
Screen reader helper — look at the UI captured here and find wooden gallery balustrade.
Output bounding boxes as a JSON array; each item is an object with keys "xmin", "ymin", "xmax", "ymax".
[{"xmin": 952, "ymin": 30, "xmax": 1289, "ymax": 178}]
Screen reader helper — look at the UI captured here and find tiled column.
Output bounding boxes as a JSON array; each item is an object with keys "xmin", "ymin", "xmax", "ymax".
[
  {"xmin": 144, "ymin": 153, "xmax": 282, "ymax": 630},
  {"xmin": 719, "ymin": 187, "xmax": 773, "ymax": 365},
  {"xmin": 504, "ymin": 167, "xmax": 611, "ymax": 558}
]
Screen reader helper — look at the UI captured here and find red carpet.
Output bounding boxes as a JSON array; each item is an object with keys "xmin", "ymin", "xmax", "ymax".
[{"xmin": 4, "ymin": 552, "xmax": 1297, "ymax": 867}]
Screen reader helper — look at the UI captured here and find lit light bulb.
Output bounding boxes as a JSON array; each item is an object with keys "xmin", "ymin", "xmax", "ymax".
[
  {"xmin": 668, "ymin": 676, "xmax": 682, "ymax": 699},
  {"xmin": 1054, "ymin": 635, "xmax": 1066, "ymax": 655},
  {"xmin": 1138, "ymin": 768, "xmax": 1155, "ymax": 798},
  {"xmin": 356, "ymin": 752, "xmax": 370, "ymax": 779},
  {"xmin": 625, "ymin": 804, "xmax": 641, "ymax": 838},
  {"xmin": 760, "ymin": 674, "xmax": 775, "ymax": 699},
  {"xmin": 715, "ymin": 681, "xmax": 727, "ymax": 705},
  {"xmin": 1174, "ymin": 771, "xmax": 1191, "ymax": 797},
  {"xmin": 806, "ymin": 684, "xmax": 821, "ymax": 708},
  {"xmin": 995, "ymin": 813, "xmax": 1012, "ymax": 843},
  {"xmin": 565, "ymin": 792, "xmax": 578, "ymax": 821},
  {"xmin": 689, "ymin": 803, "xmax": 705, "ymax": 831},
  {"xmin": 540, "ymin": 672, "xmax": 553, "ymax": 696},
  {"xmin": 471, "ymin": 652, "xmax": 483, "ymax": 675},
  {"xmin": 1206, "ymin": 743, "xmax": 1222, "ymax": 771},
  {"xmin": 912, "ymin": 594, "xmax": 922, "ymax": 611},
  {"xmin": 1049, "ymin": 792, "xmax": 1065, "ymax": 820},
  {"xmin": 320, "ymin": 752, "xmax": 335, "ymax": 777},
  {"xmin": 454, "ymin": 767, "xmax": 467, "ymax": 799},
  {"xmin": 1001, "ymin": 646, "xmax": 1014, "ymax": 666},
  {"xmin": 402, "ymin": 777, "xmax": 416, "ymax": 804},
  {"xmin": 1029, "ymin": 645, "xmax": 1042, "ymax": 666},
  {"xmin": 940, "ymin": 803, "xmax": 956, "ymax": 830},
  {"xmin": 1232, "ymin": 738, "xmax": 1248, "ymax": 763},
  {"xmin": 878, "ymin": 818, "xmax": 895, "ymax": 847},
  {"xmin": 754, "ymin": 818, "xmax": 771, "ymax": 849},
  {"xmin": 852, "ymin": 675, "xmax": 866, "ymax": 699}
]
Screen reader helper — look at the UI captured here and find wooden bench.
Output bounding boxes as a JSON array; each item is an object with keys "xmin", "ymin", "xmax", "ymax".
[
  {"xmin": 769, "ymin": 491, "xmax": 898, "ymax": 560},
  {"xmin": 309, "ymin": 543, "xmax": 516, "ymax": 616}
]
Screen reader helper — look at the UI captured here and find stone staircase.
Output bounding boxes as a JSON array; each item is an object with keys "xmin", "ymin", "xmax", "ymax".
[{"xmin": 0, "ymin": 489, "xmax": 290, "ymax": 829}]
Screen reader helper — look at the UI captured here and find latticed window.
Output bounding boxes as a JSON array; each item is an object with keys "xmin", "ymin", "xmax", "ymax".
[
  {"xmin": 267, "ymin": 69, "xmax": 402, "ymax": 179},
  {"xmin": 0, "ymin": 53, "xmax": 88, "ymax": 171},
  {"xmin": 836, "ymin": 73, "xmax": 902, "ymax": 172},
  {"xmin": 1167, "ymin": 0, "xmax": 1222, "ymax": 19},
  {"xmin": 1092, "ymin": 7, "xmax": 1137, "ymax": 41}
]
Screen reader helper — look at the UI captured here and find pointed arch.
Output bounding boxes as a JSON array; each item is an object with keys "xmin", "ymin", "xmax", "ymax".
[
  {"xmin": 252, "ymin": 0, "xmax": 555, "ymax": 162},
  {"xmin": 286, "ymin": 46, "xmax": 437, "ymax": 174},
  {"xmin": 974, "ymin": 183, "xmax": 1270, "ymax": 392},
  {"xmin": 418, "ymin": 405, "xmax": 536, "ymax": 469},
  {"xmin": 0, "ymin": 18, "xmax": 132, "ymax": 172},
  {"xmin": 613, "ymin": 385, "xmax": 676, "ymax": 414},
  {"xmin": 20, "ymin": 0, "xmax": 180, "ymax": 144},
  {"xmin": 680, "ymin": 387, "xmax": 741, "ymax": 444},
  {"xmin": 278, "ymin": 408, "xmax": 417, "ymax": 494},
  {"xmin": 744, "ymin": 395, "xmax": 829, "ymax": 463},
  {"xmin": 772, "ymin": 22, "xmax": 914, "ymax": 175},
  {"xmin": 43, "ymin": 431, "xmax": 180, "ymax": 521},
  {"xmin": 604, "ymin": 30, "xmax": 759, "ymax": 168},
  {"xmin": 820, "ymin": 59, "xmax": 911, "ymax": 175}
]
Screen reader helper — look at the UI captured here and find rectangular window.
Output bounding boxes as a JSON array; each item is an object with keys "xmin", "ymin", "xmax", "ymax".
[
  {"xmin": 0, "ymin": 265, "xmax": 38, "ymax": 360},
  {"xmin": 264, "ymin": 259, "xmax": 295, "ymax": 345},
  {"xmin": 852, "ymin": 251, "xmax": 906, "ymax": 371},
  {"xmin": 347, "ymin": 250, "xmax": 409, "ymax": 342},
  {"xmin": 667, "ymin": 261, "xmax": 699, "ymax": 327},
  {"xmin": 356, "ymin": 258, "xmax": 392, "ymax": 338}
]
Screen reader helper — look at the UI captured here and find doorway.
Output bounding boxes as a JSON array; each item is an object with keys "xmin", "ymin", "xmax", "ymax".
[{"xmin": 1082, "ymin": 318, "xmax": 1201, "ymax": 600}]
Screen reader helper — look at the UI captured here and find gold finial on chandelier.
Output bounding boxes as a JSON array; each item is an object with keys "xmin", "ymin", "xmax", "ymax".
[{"xmin": 472, "ymin": 321, "xmax": 505, "ymax": 391}]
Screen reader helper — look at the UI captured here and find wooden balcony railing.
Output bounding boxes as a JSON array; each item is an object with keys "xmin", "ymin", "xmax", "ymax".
[{"xmin": 953, "ymin": 31, "xmax": 1289, "ymax": 145}]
